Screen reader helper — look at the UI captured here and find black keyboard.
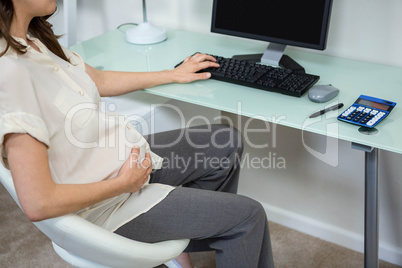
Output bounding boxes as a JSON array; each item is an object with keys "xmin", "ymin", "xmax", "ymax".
[{"xmin": 176, "ymin": 53, "xmax": 320, "ymax": 97}]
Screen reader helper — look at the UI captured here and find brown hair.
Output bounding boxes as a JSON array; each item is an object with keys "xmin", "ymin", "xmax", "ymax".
[{"xmin": 0, "ymin": 0, "xmax": 70, "ymax": 62}]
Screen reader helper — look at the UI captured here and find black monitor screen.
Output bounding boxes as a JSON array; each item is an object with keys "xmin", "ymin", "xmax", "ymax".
[{"xmin": 211, "ymin": 0, "xmax": 333, "ymax": 50}]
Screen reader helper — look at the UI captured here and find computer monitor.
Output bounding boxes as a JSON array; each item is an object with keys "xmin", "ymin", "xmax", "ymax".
[{"xmin": 211, "ymin": 0, "xmax": 333, "ymax": 70}]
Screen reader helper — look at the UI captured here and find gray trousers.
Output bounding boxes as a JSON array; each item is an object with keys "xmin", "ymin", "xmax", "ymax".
[{"xmin": 115, "ymin": 124, "xmax": 274, "ymax": 268}]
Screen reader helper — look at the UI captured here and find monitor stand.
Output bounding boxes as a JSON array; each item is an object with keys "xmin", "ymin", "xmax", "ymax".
[{"xmin": 232, "ymin": 43, "xmax": 306, "ymax": 73}]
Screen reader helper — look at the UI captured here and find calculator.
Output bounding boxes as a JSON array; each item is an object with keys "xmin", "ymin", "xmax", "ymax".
[{"xmin": 337, "ymin": 95, "xmax": 397, "ymax": 128}]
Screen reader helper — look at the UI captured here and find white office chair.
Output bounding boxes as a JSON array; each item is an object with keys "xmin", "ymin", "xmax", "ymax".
[{"xmin": 0, "ymin": 165, "xmax": 189, "ymax": 268}]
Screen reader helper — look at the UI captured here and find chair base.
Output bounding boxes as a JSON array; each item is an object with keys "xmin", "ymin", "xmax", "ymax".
[{"xmin": 164, "ymin": 259, "xmax": 183, "ymax": 268}]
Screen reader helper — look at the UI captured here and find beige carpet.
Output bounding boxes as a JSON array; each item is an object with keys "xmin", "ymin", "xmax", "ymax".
[{"xmin": 1, "ymin": 183, "xmax": 400, "ymax": 268}]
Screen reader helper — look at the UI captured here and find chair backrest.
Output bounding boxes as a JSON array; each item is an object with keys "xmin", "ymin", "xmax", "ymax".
[{"xmin": 0, "ymin": 165, "xmax": 189, "ymax": 268}]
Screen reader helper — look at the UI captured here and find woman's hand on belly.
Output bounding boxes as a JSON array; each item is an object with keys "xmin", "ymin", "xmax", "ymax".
[{"xmin": 116, "ymin": 146, "xmax": 153, "ymax": 193}]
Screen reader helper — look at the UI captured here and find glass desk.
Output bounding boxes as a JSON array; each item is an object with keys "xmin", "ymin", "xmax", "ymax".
[{"xmin": 71, "ymin": 28, "xmax": 402, "ymax": 268}]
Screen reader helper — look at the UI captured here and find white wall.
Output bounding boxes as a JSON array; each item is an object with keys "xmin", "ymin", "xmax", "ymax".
[{"xmin": 50, "ymin": 0, "xmax": 402, "ymax": 265}]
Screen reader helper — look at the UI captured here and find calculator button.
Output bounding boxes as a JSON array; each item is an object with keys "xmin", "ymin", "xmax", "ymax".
[
  {"xmin": 363, "ymin": 108, "xmax": 372, "ymax": 113},
  {"xmin": 356, "ymin": 106, "xmax": 364, "ymax": 111},
  {"xmin": 370, "ymin": 110, "xmax": 379, "ymax": 115},
  {"xmin": 342, "ymin": 110, "xmax": 352, "ymax": 116},
  {"xmin": 366, "ymin": 120, "xmax": 376, "ymax": 126}
]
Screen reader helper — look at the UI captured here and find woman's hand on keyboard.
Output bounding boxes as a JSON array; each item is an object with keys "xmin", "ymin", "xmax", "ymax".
[{"xmin": 171, "ymin": 53, "xmax": 219, "ymax": 83}]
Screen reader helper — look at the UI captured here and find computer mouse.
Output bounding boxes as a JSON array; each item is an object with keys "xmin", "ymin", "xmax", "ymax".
[{"xmin": 308, "ymin": 84, "xmax": 340, "ymax": 103}]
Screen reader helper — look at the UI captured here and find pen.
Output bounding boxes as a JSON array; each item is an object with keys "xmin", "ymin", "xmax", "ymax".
[{"xmin": 309, "ymin": 103, "xmax": 344, "ymax": 118}]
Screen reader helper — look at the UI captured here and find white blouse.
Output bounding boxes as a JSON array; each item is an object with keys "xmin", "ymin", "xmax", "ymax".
[{"xmin": 0, "ymin": 35, "xmax": 174, "ymax": 231}]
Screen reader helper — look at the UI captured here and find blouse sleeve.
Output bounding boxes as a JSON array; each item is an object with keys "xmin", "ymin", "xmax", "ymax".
[{"xmin": 0, "ymin": 59, "xmax": 50, "ymax": 169}]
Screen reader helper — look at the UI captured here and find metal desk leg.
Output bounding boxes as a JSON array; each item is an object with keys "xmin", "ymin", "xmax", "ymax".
[{"xmin": 352, "ymin": 143, "xmax": 379, "ymax": 268}]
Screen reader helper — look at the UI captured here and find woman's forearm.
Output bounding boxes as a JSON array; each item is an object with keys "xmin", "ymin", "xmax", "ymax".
[
  {"xmin": 29, "ymin": 178, "xmax": 125, "ymax": 222},
  {"xmin": 85, "ymin": 53, "xmax": 219, "ymax": 97},
  {"xmin": 89, "ymin": 67, "xmax": 177, "ymax": 97}
]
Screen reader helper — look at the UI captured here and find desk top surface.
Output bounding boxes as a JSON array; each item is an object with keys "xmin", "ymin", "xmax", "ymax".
[{"xmin": 71, "ymin": 28, "xmax": 402, "ymax": 154}]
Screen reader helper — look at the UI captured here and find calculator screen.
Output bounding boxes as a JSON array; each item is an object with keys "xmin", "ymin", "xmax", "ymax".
[{"xmin": 356, "ymin": 98, "xmax": 392, "ymax": 111}]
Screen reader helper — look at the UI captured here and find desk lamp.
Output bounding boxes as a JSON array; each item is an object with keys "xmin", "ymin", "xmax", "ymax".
[{"xmin": 125, "ymin": 0, "xmax": 167, "ymax": 44}]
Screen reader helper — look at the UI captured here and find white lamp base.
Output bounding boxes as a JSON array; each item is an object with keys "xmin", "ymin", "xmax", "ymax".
[{"xmin": 126, "ymin": 22, "xmax": 167, "ymax": 45}]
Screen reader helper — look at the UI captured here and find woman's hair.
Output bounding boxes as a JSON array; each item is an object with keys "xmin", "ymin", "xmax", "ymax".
[{"xmin": 0, "ymin": 0, "xmax": 70, "ymax": 62}]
